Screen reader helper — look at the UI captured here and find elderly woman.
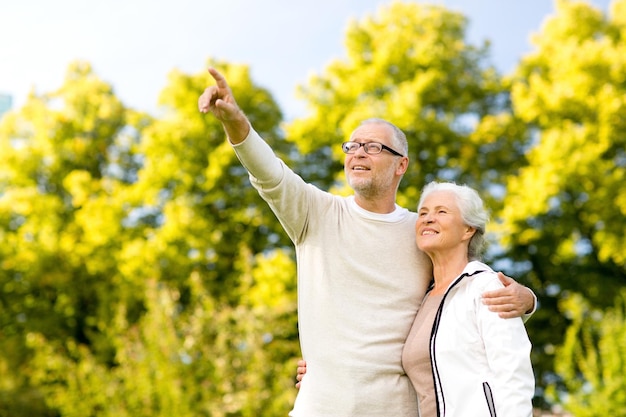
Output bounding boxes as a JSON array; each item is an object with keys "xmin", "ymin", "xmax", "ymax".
[{"xmin": 401, "ymin": 181, "xmax": 534, "ymax": 417}]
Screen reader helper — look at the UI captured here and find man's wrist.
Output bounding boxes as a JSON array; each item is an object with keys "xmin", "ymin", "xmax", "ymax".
[
  {"xmin": 224, "ymin": 114, "xmax": 251, "ymax": 144},
  {"xmin": 524, "ymin": 286, "xmax": 537, "ymax": 315}
]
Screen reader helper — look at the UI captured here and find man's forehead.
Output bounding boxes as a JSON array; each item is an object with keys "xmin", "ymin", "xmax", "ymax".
[{"xmin": 350, "ymin": 123, "xmax": 392, "ymax": 140}]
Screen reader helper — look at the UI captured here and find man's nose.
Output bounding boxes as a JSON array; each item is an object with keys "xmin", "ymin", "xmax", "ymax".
[{"xmin": 354, "ymin": 144, "xmax": 368, "ymax": 156}]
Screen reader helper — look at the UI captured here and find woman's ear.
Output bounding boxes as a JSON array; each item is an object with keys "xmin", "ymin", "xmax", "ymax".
[{"xmin": 463, "ymin": 226, "xmax": 477, "ymax": 241}]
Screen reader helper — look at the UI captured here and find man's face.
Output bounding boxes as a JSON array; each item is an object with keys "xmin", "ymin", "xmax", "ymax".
[{"xmin": 344, "ymin": 123, "xmax": 404, "ymax": 198}]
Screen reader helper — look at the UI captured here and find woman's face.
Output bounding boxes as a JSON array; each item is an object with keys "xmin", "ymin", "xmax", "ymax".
[{"xmin": 415, "ymin": 190, "xmax": 475, "ymax": 255}]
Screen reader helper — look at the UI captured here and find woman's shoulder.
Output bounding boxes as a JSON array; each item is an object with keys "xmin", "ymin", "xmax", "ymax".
[{"xmin": 461, "ymin": 261, "xmax": 503, "ymax": 292}]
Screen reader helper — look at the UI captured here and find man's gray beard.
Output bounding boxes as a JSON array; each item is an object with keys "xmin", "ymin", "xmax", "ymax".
[{"xmin": 349, "ymin": 178, "xmax": 378, "ymax": 199}]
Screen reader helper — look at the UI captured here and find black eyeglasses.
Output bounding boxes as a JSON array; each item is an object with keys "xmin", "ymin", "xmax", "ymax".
[{"xmin": 341, "ymin": 141, "xmax": 404, "ymax": 157}]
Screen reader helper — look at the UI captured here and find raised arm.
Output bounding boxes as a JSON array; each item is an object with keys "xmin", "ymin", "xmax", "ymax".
[
  {"xmin": 481, "ymin": 272, "xmax": 537, "ymax": 319},
  {"xmin": 198, "ymin": 67, "xmax": 250, "ymax": 144}
]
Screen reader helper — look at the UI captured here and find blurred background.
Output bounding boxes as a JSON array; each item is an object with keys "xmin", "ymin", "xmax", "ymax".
[{"xmin": 0, "ymin": 0, "xmax": 624, "ymax": 416}]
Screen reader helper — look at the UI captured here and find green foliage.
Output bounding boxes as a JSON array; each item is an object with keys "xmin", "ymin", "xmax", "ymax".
[
  {"xmin": 286, "ymin": 1, "xmax": 525, "ymax": 207},
  {"xmin": 131, "ymin": 60, "xmax": 293, "ymax": 302},
  {"xmin": 546, "ymin": 291, "xmax": 626, "ymax": 416},
  {"xmin": 1, "ymin": 1, "xmax": 626, "ymax": 415},
  {"xmin": 0, "ymin": 59, "xmax": 298, "ymax": 415},
  {"xmin": 497, "ymin": 1, "xmax": 626, "ymax": 408},
  {"xmin": 0, "ymin": 60, "xmax": 141, "ymax": 415},
  {"xmin": 505, "ymin": 0, "xmax": 626, "ymax": 275},
  {"xmin": 26, "ymin": 266, "xmax": 298, "ymax": 417}
]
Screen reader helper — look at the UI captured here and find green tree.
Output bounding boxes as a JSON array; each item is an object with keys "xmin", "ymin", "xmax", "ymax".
[
  {"xmin": 286, "ymin": 1, "xmax": 526, "ymax": 209},
  {"xmin": 0, "ymin": 58, "xmax": 300, "ymax": 416},
  {"xmin": 5, "ymin": 1, "xmax": 625, "ymax": 415},
  {"xmin": 0, "ymin": 60, "xmax": 141, "ymax": 416},
  {"xmin": 27, "ymin": 256, "xmax": 298, "ymax": 417},
  {"xmin": 500, "ymin": 0, "xmax": 626, "ymax": 409},
  {"xmin": 546, "ymin": 291, "xmax": 626, "ymax": 415},
  {"xmin": 101, "ymin": 60, "xmax": 300, "ymax": 415},
  {"xmin": 129, "ymin": 61, "xmax": 292, "ymax": 301}
]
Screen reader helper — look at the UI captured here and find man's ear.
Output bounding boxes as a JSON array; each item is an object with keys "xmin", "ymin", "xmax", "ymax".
[{"xmin": 395, "ymin": 156, "xmax": 409, "ymax": 175}]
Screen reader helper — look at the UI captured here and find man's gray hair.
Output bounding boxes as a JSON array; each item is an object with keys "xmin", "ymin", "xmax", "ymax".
[{"xmin": 359, "ymin": 118, "xmax": 408, "ymax": 157}]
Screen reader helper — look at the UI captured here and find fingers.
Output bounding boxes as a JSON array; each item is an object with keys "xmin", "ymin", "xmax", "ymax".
[
  {"xmin": 482, "ymin": 294, "xmax": 517, "ymax": 308},
  {"xmin": 208, "ymin": 67, "xmax": 228, "ymax": 89},
  {"xmin": 482, "ymin": 278, "xmax": 530, "ymax": 318},
  {"xmin": 296, "ymin": 361, "xmax": 307, "ymax": 381},
  {"xmin": 483, "ymin": 274, "xmax": 519, "ymax": 301},
  {"xmin": 495, "ymin": 310, "xmax": 520, "ymax": 319},
  {"xmin": 484, "ymin": 301, "xmax": 522, "ymax": 318},
  {"xmin": 198, "ymin": 86, "xmax": 217, "ymax": 113},
  {"xmin": 295, "ymin": 359, "xmax": 307, "ymax": 388},
  {"xmin": 198, "ymin": 67, "xmax": 228, "ymax": 114},
  {"xmin": 207, "ymin": 67, "xmax": 234, "ymax": 102},
  {"xmin": 497, "ymin": 272, "xmax": 514, "ymax": 286},
  {"xmin": 197, "ymin": 84, "xmax": 238, "ymax": 119},
  {"xmin": 481, "ymin": 288, "xmax": 509, "ymax": 304},
  {"xmin": 198, "ymin": 67, "xmax": 241, "ymax": 120}
]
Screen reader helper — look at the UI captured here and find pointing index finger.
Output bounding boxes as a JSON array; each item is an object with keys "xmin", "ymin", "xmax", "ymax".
[{"xmin": 208, "ymin": 67, "xmax": 229, "ymax": 89}]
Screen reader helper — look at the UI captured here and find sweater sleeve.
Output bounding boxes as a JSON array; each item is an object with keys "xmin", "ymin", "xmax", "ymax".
[
  {"xmin": 231, "ymin": 128, "xmax": 325, "ymax": 244},
  {"xmin": 522, "ymin": 287, "xmax": 538, "ymax": 323},
  {"xmin": 231, "ymin": 128, "xmax": 285, "ymax": 186}
]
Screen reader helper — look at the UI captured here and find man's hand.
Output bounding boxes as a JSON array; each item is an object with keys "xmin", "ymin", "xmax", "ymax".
[
  {"xmin": 482, "ymin": 272, "xmax": 536, "ymax": 318},
  {"xmin": 295, "ymin": 359, "xmax": 307, "ymax": 389},
  {"xmin": 198, "ymin": 67, "xmax": 250, "ymax": 143}
]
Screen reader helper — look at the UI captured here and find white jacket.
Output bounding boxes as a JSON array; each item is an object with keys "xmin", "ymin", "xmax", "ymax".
[{"xmin": 430, "ymin": 261, "xmax": 534, "ymax": 416}]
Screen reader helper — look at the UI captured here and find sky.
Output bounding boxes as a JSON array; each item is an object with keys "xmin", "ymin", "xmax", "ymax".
[{"xmin": 0, "ymin": 0, "xmax": 613, "ymax": 121}]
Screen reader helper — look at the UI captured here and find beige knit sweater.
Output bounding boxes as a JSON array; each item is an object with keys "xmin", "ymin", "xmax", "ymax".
[{"xmin": 233, "ymin": 129, "xmax": 432, "ymax": 417}]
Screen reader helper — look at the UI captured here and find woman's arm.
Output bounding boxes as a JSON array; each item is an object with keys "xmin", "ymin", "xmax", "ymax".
[{"xmin": 478, "ymin": 278, "xmax": 535, "ymax": 416}]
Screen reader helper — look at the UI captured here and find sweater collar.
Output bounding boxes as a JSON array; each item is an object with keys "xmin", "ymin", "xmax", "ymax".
[{"xmin": 348, "ymin": 196, "xmax": 407, "ymax": 222}]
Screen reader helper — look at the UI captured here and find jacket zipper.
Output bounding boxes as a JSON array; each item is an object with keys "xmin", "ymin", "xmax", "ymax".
[
  {"xmin": 482, "ymin": 381, "xmax": 497, "ymax": 417},
  {"xmin": 430, "ymin": 269, "xmax": 486, "ymax": 417}
]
